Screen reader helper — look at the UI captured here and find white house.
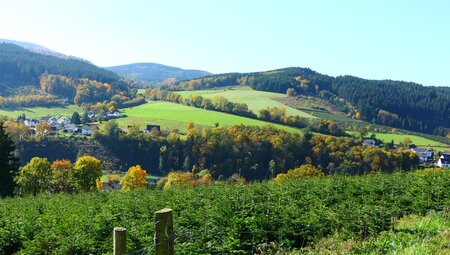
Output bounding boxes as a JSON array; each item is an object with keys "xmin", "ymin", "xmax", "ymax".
[
  {"xmin": 81, "ymin": 124, "xmax": 99, "ymax": 136},
  {"xmin": 47, "ymin": 117, "xmax": 58, "ymax": 126},
  {"xmin": 113, "ymin": 112, "xmax": 123, "ymax": 118},
  {"xmin": 57, "ymin": 116, "xmax": 71, "ymax": 126},
  {"xmin": 411, "ymin": 148, "xmax": 434, "ymax": 163},
  {"xmin": 24, "ymin": 119, "xmax": 37, "ymax": 128},
  {"xmin": 437, "ymin": 154, "xmax": 450, "ymax": 168},
  {"xmin": 362, "ymin": 139, "xmax": 376, "ymax": 147}
]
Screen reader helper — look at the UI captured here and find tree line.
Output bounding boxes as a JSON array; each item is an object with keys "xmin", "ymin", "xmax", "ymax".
[
  {"xmin": 0, "ymin": 120, "xmax": 423, "ymax": 197},
  {"xmin": 93, "ymin": 122, "xmax": 419, "ymax": 179}
]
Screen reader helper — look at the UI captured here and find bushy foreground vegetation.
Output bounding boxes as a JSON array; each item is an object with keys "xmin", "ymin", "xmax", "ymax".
[{"xmin": 0, "ymin": 170, "xmax": 449, "ymax": 254}]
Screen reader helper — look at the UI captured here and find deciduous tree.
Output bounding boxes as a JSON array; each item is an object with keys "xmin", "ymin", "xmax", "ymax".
[
  {"xmin": 73, "ymin": 156, "xmax": 102, "ymax": 192},
  {"xmin": 120, "ymin": 165, "xmax": 148, "ymax": 191},
  {"xmin": 50, "ymin": 159, "xmax": 74, "ymax": 193},
  {"xmin": 274, "ymin": 164, "xmax": 323, "ymax": 182},
  {"xmin": 15, "ymin": 157, "xmax": 52, "ymax": 196}
]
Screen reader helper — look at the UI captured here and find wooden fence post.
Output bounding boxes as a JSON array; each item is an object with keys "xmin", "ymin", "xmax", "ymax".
[
  {"xmin": 155, "ymin": 208, "xmax": 174, "ymax": 255},
  {"xmin": 113, "ymin": 227, "xmax": 127, "ymax": 255}
]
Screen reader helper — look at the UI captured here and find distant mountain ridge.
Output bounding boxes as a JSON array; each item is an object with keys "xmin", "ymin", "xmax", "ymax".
[
  {"xmin": 105, "ymin": 63, "xmax": 211, "ymax": 86},
  {"xmin": 0, "ymin": 38, "xmax": 87, "ymax": 62}
]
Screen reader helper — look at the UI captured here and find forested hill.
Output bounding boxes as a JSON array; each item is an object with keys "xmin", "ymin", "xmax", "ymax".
[
  {"xmin": 0, "ymin": 43, "xmax": 119, "ymax": 93},
  {"xmin": 168, "ymin": 67, "xmax": 449, "ymax": 136},
  {"xmin": 105, "ymin": 63, "xmax": 211, "ymax": 86}
]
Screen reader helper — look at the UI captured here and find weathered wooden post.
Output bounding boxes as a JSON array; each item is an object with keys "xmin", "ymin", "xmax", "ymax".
[
  {"xmin": 113, "ymin": 227, "xmax": 127, "ymax": 255},
  {"xmin": 155, "ymin": 208, "xmax": 174, "ymax": 255}
]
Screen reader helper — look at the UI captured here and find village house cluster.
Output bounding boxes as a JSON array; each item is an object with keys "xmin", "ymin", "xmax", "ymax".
[
  {"xmin": 23, "ymin": 116, "xmax": 100, "ymax": 136},
  {"xmin": 362, "ymin": 138, "xmax": 450, "ymax": 168}
]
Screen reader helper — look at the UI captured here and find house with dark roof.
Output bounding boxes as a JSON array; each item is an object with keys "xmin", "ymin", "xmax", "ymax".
[
  {"xmin": 81, "ymin": 124, "xmax": 99, "ymax": 136},
  {"xmin": 145, "ymin": 124, "xmax": 161, "ymax": 132},
  {"xmin": 362, "ymin": 139, "xmax": 376, "ymax": 147},
  {"xmin": 65, "ymin": 124, "xmax": 79, "ymax": 133},
  {"xmin": 411, "ymin": 148, "xmax": 434, "ymax": 163}
]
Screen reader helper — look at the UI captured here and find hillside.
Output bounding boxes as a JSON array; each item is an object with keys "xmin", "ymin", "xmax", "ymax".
[
  {"xmin": 0, "ymin": 43, "xmax": 119, "ymax": 95},
  {"xmin": 105, "ymin": 63, "xmax": 211, "ymax": 86},
  {"xmin": 176, "ymin": 86, "xmax": 315, "ymax": 118},
  {"xmin": 117, "ymin": 101, "xmax": 303, "ymax": 134},
  {"xmin": 171, "ymin": 68, "xmax": 450, "ymax": 136}
]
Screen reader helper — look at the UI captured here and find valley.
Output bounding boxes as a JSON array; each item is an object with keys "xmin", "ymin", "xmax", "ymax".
[{"xmin": 0, "ymin": 34, "xmax": 449, "ymax": 255}]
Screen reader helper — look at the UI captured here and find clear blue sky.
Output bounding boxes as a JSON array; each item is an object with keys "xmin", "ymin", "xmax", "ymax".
[{"xmin": 1, "ymin": 0, "xmax": 449, "ymax": 86}]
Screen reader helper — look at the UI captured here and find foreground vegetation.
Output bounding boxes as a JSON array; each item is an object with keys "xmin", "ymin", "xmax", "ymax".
[
  {"xmin": 299, "ymin": 210, "xmax": 450, "ymax": 254},
  {"xmin": 0, "ymin": 170, "xmax": 448, "ymax": 254}
]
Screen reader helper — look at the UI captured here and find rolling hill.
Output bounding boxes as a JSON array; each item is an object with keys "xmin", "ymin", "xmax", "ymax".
[
  {"xmin": 105, "ymin": 63, "xmax": 211, "ymax": 86},
  {"xmin": 171, "ymin": 68, "xmax": 450, "ymax": 136}
]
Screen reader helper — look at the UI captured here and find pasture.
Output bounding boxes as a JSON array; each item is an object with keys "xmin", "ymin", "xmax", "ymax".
[
  {"xmin": 347, "ymin": 131, "xmax": 449, "ymax": 148},
  {"xmin": 0, "ymin": 105, "xmax": 83, "ymax": 119},
  {"xmin": 117, "ymin": 101, "xmax": 303, "ymax": 133},
  {"xmin": 176, "ymin": 86, "xmax": 315, "ymax": 118}
]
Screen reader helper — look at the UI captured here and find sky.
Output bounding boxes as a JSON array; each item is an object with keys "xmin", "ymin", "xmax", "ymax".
[{"xmin": 1, "ymin": 0, "xmax": 450, "ymax": 86}]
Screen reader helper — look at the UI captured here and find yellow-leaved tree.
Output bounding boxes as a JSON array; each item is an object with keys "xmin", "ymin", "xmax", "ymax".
[
  {"xmin": 274, "ymin": 164, "xmax": 324, "ymax": 183},
  {"xmin": 72, "ymin": 156, "xmax": 102, "ymax": 192},
  {"xmin": 164, "ymin": 171, "xmax": 194, "ymax": 190},
  {"xmin": 15, "ymin": 157, "xmax": 52, "ymax": 196},
  {"xmin": 120, "ymin": 165, "xmax": 148, "ymax": 191}
]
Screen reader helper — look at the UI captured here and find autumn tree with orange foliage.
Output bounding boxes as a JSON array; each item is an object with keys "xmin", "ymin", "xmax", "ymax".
[{"xmin": 50, "ymin": 159, "xmax": 74, "ymax": 193}]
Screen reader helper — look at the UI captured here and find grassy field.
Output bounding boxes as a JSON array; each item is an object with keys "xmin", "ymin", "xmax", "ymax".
[
  {"xmin": 176, "ymin": 86, "xmax": 315, "ymax": 118},
  {"xmin": 117, "ymin": 101, "xmax": 303, "ymax": 133},
  {"xmin": 347, "ymin": 131, "xmax": 449, "ymax": 148},
  {"xmin": 0, "ymin": 105, "xmax": 83, "ymax": 119}
]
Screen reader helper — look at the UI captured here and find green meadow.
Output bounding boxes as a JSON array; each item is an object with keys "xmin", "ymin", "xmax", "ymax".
[
  {"xmin": 0, "ymin": 105, "xmax": 83, "ymax": 119},
  {"xmin": 117, "ymin": 101, "xmax": 303, "ymax": 133},
  {"xmin": 176, "ymin": 86, "xmax": 315, "ymax": 118},
  {"xmin": 347, "ymin": 131, "xmax": 449, "ymax": 148}
]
